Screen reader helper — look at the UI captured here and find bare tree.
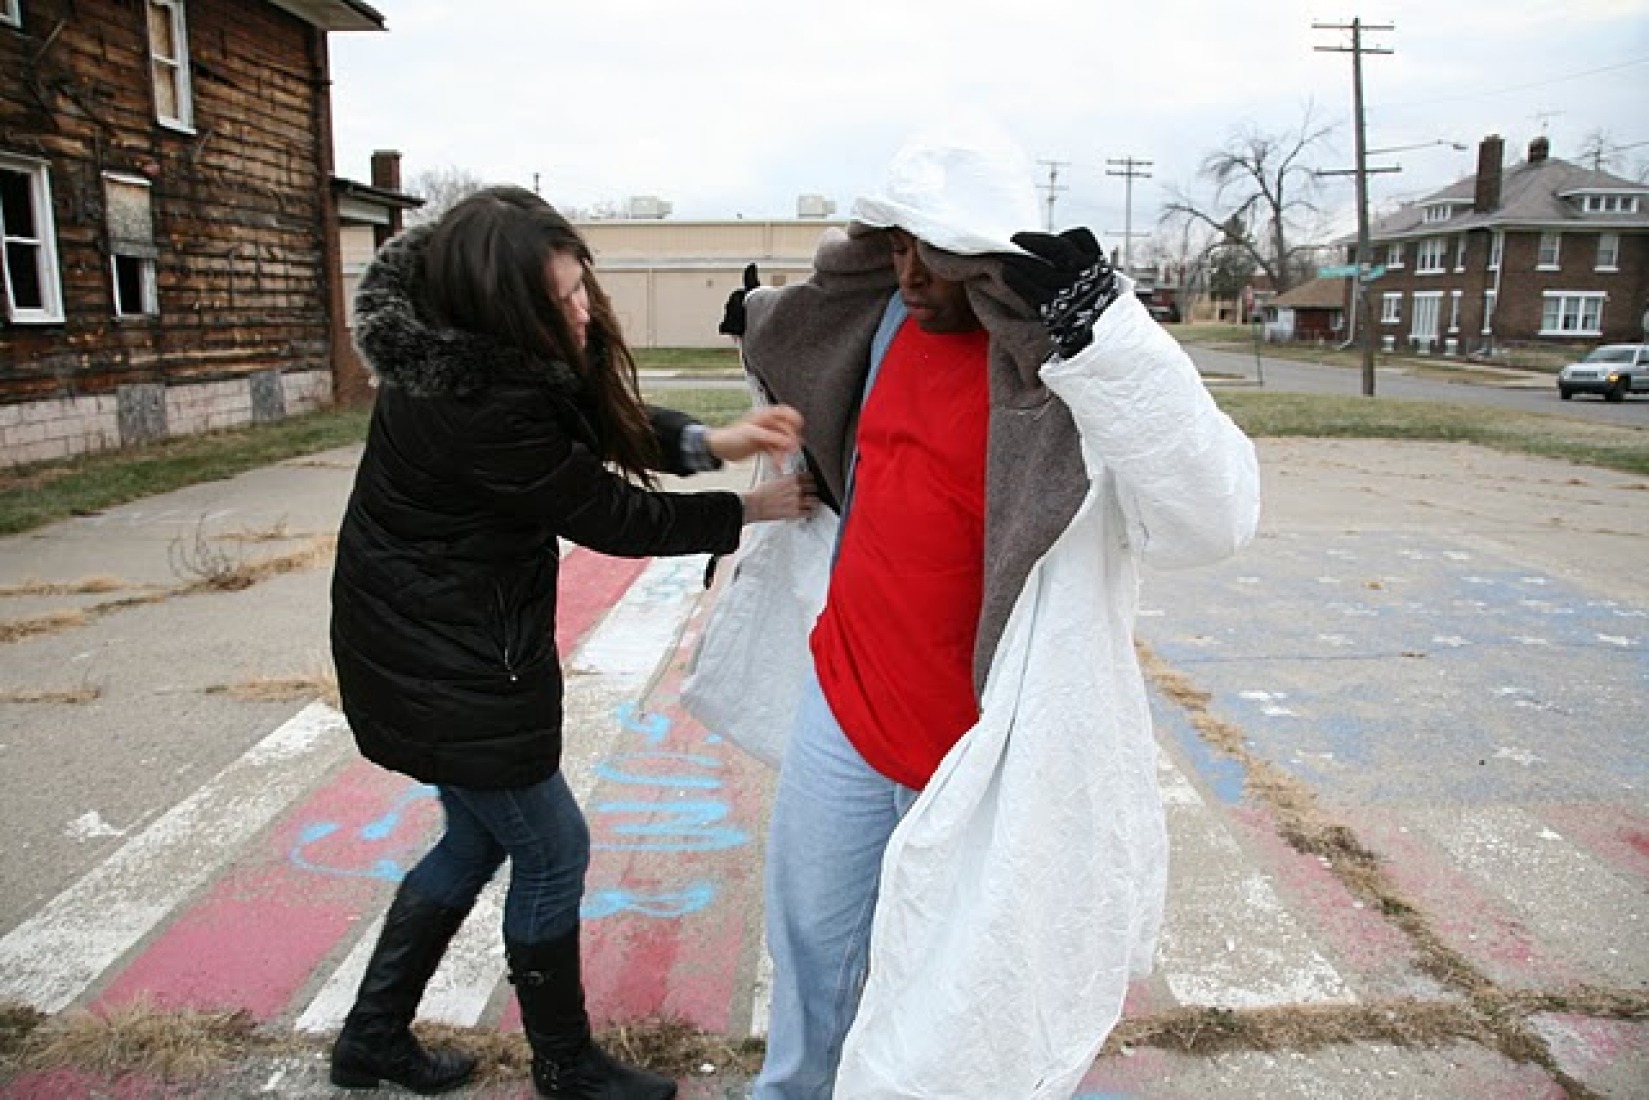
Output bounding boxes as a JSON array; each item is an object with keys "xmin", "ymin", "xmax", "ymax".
[
  {"xmin": 1160, "ymin": 108, "xmax": 1336, "ymax": 294},
  {"xmin": 405, "ymin": 165, "xmax": 487, "ymax": 225}
]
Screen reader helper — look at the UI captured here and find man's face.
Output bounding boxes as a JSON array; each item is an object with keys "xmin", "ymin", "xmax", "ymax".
[{"xmin": 889, "ymin": 228, "xmax": 980, "ymax": 334}]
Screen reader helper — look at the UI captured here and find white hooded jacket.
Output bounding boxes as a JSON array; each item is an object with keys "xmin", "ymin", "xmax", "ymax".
[{"xmin": 684, "ymin": 124, "xmax": 1261, "ymax": 1098}]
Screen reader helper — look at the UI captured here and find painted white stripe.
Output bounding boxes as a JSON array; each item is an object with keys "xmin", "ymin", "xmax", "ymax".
[
  {"xmin": 296, "ymin": 555, "xmax": 710, "ymax": 1032},
  {"xmin": 1154, "ymin": 748, "xmax": 1355, "ymax": 1010},
  {"xmin": 1410, "ymin": 806, "xmax": 1649, "ymax": 986},
  {"xmin": 750, "ymin": 929, "xmax": 774, "ymax": 1039},
  {"xmin": 0, "ymin": 702, "xmax": 353, "ymax": 1013}
]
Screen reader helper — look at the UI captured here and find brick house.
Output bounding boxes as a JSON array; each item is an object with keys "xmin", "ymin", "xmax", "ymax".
[
  {"xmin": 0, "ymin": 0, "xmax": 388, "ymax": 466},
  {"xmin": 1350, "ymin": 135, "xmax": 1649, "ymax": 356}
]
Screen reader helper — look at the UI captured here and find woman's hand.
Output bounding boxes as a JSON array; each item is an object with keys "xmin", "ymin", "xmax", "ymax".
[
  {"xmin": 740, "ymin": 472, "xmax": 816, "ymax": 523},
  {"xmin": 708, "ymin": 405, "xmax": 805, "ymax": 464}
]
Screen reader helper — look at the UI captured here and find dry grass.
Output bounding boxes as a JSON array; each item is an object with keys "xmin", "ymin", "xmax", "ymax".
[
  {"xmin": 0, "ymin": 575, "xmax": 130, "ymax": 598},
  {"xmin": 0, "ymin": 686, "xmax": 101, "ymax": 705},
  {"xmin": 0, "ymin": 608, "xmax": 89, "ymax": 644},
  {"xmin": 214, "ymin": 518, "xmax": 293, "ymax": 544},
  {"xmin": 15, "ymin": 999, "xmax": 258, "ymax": 1080},
  {"xmin": 0, "ymin": 532, "xmax": 337, "ymax": 648},
  {"xmin": 1106, "ymin": 999, "xmax": 1491, "ymax": 1057},
  {"xmin": 206, "ymin": 663, "xmax": 339, "ymax": 709}
]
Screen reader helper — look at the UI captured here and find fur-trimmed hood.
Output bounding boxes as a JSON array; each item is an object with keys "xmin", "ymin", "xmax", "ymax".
[{"xmin": 351, "ymin": 224, "xmax": 582, "ymax": 400}]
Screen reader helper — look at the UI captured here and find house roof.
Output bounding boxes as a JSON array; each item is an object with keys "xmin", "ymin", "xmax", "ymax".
[
  {"xmin": 264, "ymin": 0, "xmax": 385, "ymax": 32},
  {"xmin": 1272, "ymin": 277, "xmax": 1347, "ymax": 310},
  {"xmin": 1346, "ymin": 149, "xmax": 1649, "ymax": 245}
]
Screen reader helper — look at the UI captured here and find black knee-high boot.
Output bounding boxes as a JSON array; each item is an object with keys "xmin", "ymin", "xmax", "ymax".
[
  {"xmin": 329, "ymin": 882, "xmax": 477, "ymax": 1094},
  {"xmin": 507, "ymin": 929, "xmax": 676, "ymax": 1099}
]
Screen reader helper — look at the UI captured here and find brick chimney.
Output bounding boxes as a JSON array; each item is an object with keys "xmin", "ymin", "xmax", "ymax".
[
  {"xmin": 1527, "ymin": 135, "xmax": 1550, "ymax": 164},
  {"xmin": 370, "ymin": 149, "xmax": 402, "ymax": 192},
  {"xmin": 369, "ymin": 150, "xmax": 407, "ymax": 238},
  {"xmin": 1474, "ymin": 135, "xmax": 1504, "ymax": 213}
]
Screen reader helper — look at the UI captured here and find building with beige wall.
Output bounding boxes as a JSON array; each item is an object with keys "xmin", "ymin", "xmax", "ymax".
[{"xmin": 577, "ymin": 218, "xmax": 846, "ymax": 348}]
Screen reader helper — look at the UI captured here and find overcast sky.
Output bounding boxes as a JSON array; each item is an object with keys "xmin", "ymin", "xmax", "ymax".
[{"xmin": 329, "ymin": 0, "xmax": 1648, "ymax": 251}]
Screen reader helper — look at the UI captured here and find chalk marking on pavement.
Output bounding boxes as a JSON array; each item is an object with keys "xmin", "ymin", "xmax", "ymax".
[
  {"xmin": 0, "ymin": 702, "xmax": 352, "ymax": 1014},
  {"xmin": 1155, "ymin": 748, "xmax": 1356, "ymax": 1010},
  {"xmin": 1410, "ymin": 806, "xmax": 1649, "ymax": 987},
  {"xmin": 295, "ymin": 556, "xmax": 709, "ymax": 1033}
]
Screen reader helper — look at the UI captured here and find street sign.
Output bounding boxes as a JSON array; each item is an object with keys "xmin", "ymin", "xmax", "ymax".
[{"xmin": 1318, "ymin": 263, "xmax": 1388, "ymax": 281}]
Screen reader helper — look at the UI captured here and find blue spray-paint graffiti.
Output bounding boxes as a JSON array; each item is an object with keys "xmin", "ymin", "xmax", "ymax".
[
  {"xmin": 615, "ymin": 701, "xmax": 670, "ymax": 745},
  {"xmin": 289, "ymin": 783, "xmax": 439, "ymax": 881},
  {"xmin": 595, "ymin": 752, "xmax": 726, "ymax": 790},
  {"xmin": 583, "ymin": 881, "xmax": 717, "ymax": 920},
  {"xmin": 591, "ymin": 800, "xmax": 748, "ymax": 852}
]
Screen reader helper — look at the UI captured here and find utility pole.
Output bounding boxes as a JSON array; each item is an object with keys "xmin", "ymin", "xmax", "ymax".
[
  {"xmin": 1105, "ymin": 156, "xmax": 1152, "ymax": 275},
  {"xmin": 1037, "ymin": 159, "xmax": 1069, "ymax": 231},
  {"xmin": 1316, "ymin": 17, "xmax": 1393, "ymax": 397}
]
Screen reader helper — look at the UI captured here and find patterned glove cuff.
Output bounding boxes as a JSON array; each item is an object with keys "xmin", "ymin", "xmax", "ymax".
[{"xmin": 1042, "ymin": 261, "xmax": 1121, "ymax": 358}]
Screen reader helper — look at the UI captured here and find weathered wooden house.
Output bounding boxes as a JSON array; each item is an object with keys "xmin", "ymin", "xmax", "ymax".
[{"xmin": 0, "ymin": 0, "xmax": 391, "ymax": 466}]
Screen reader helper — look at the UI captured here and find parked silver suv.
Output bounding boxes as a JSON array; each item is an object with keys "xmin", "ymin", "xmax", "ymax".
[{"xmin": 1557, "ymin": 344, "xmax": 1649, "ymax": 402}]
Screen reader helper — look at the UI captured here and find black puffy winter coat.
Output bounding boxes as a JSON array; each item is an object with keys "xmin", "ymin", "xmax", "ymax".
[{"xmin": 330, "ymin": 227, "xmax": 744, "ymax": 789}]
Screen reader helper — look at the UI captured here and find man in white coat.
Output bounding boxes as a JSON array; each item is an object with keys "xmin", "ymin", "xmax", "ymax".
[{"xmin": 698, "ymin": 121, "xmax": 1261, "ymax": 1099}]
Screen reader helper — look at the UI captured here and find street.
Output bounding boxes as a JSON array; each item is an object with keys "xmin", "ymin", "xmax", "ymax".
[{"xmin": 0, "ymin": 434, "xmax": 1643, "ymax": 1098}]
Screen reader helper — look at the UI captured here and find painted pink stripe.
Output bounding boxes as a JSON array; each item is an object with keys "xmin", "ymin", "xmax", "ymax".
[
  {"xmin": 1536, "ymin": 802, "xmax": 1649, "ymax": 882},
  {"xmin": 88, "ymin": 549, "xmax": 649, "ymax": 1021},
  {"xmin": 1225, "ymin": 805, "xmax": 1427, "ymax": 999},
  {"xmin": 557, "ymin": 547, "xmax": 651, "ymax": 653},
  {"xmin": 95, "ymin": 760, "xmax": 432, "ymax": 1017},
  {"xmin": 1343, "ymin": 806, "xmax": 1584, "ymax": 990},
  {"xmin": 0, "ymin": 1069, "xmax": 171, "ymax": 1099},
  {"xmin": 580, "ymin": 611, "xmax": 758, "ymax": 1031}
]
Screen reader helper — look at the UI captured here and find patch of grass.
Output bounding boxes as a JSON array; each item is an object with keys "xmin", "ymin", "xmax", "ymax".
[
  {"xmin": 634, "ymin": 347, "xmax": 742, "ymax": 372},
  {"xmin": 641, "ymin": 386, "xmax": 758, "ymax": 427},
  {"xmin": 0, "ymin": 686, "xmax": 101, "ymax": 705},
  {"xmin": 0, "ymin": 576, "xmax": 130, "ymax": 598},
  {"xmin": 207, "ymin": 661, "xmax": 339, "ymax": 709},
  {"xmin": 0, "ymin": 406, "xmax": 369, "ymax": 537},
  {"xmin": 0, "ymin": 1002, "xmax": 46, "ymax": 1067},
  {"xmin": 1214, "ymin": 391, "xmax": 1649, "ymax": 476},
  {"xmin": 18, "ymin": 999, "xmax": 258, "ymax": 1080}
]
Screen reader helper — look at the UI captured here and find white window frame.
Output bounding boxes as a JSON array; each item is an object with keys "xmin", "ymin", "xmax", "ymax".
[
  {"xmin": 1386, "ymin": 242, "xmax": 1405, "ymax": 269},
  {"xmin": 0, "ymin": 153, "xmax": 65, "ymax": 324},
  {"xmin": 1536, "ymin": 231, "xmax": 1561, "ymax": 270},
  {"xmin": 1381, "ymin": 292, "xmax": 1402, "ymax": 324},
  {"xmin": 1410, "ymin": 290, "xmax": 1443, "ymax": 349},
  {"xmin": 1539, "ymin": 291, "xmax": 1605, "ymax": 337},
  {"xmin": 1481, "ymin": 290, "xmax": 1496, "ymax": 335},
  {"xmin": 1, "ymin": 1, "xmax": 20, "ymax": 29},
  {"xmin": 104, "ymin": 172, "xmax": 159, "ymax": 319},
  {"xmin": 1453, "ymin": 235, "xmax": 1467, "ymax": 272},
  {"xmin": 147, "ymin": 0, "xmax": 194, "ymax": 132},
  {"xmin": 1448, "ymin": 289, "xmax": 1463, "ymax": 333},
  {"xmin": 1488, "ymin": 231, "xmax": 1503, "ymax": 271},
  {"xmin": 1416, "ymin": 238, "xmax": 1448, "ymax": 274},
  {"xmin": 1596, "ymin": 232, "xmax": 1620, "ymax": 272},
  {"xmin": 1423, "ymin": 204, "xmax": 1453, "ymax": 223}
]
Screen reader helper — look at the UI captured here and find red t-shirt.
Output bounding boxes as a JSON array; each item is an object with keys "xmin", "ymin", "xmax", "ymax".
[{"xmin": 809, "ymin": 318, "xmax": 990, "ymax": 789}]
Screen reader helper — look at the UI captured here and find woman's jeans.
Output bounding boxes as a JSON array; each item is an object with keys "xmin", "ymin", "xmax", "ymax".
[
  {"xmin": 755, "ymin": 670, "xmax": 918, "ymax": 1100},
  {"xmin": 402, "ymin": 772, "xmax": 591, "ymax": 946}
]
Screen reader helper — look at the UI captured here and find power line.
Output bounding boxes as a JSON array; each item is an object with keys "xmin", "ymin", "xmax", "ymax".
[
  {"xmin": 1377, "ymin": 55, "xmax": 1649, "ymax": 111},
  {"xmin": 1315, "ymin": 17, "xmax": 1394, "ymax": 398},
  {"xmin": 1037, "ymin": 159, "xmax": 1069, "ymax": 232},
  {"xmin": 1104, "ymin": 156, "xmax": 1152, "ymax": 273}
]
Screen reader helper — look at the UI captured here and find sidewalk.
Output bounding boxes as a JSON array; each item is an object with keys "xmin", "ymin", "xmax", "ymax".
[{"xmin": 0, "ymin": 439, "xmax": 1643, "ymax": 1098}]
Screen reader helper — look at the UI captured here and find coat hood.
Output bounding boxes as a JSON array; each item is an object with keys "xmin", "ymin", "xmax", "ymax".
[
  {"xmin": 351, "ymin": 224, "xmax": 581, "ymax": 399},
  {"xmin": 850, "ymin": 118, "xmax": 1041, "ymax": 256}
]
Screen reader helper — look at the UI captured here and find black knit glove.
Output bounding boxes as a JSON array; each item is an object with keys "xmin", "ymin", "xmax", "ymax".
[
  {"xmin": 717, "ymin": 263, "xmax": 762, "ymax": 337},
  {"xmin": 999, "ymin": 228, "xmax": 1121, "ymax": 357}
]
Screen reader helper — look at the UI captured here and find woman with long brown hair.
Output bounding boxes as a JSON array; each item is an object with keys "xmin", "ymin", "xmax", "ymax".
[{"xmin": 327, "ymin": 185, "xmax": 810, "ymax": 1099}]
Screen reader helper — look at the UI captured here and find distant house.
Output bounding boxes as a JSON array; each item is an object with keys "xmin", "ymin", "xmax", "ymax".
[
  {"xmin": 1350, "ymin": 135, "xmax": 1649, "ymax": 356},
  {"xmin": 0, "ymin": 0, "xmax": 389, "ymax": 467},
  {"xmin": 1262, "ymin": 277, "xmax": 1348, "ymax": 342}
]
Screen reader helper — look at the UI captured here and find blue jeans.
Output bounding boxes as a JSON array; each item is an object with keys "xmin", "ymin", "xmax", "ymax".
[
  {"xmin": 755, "ymin": 671, "xmax": 918, "ymax": 1100},
  {"xmin": 402, "ymin": 772, "xmax": 591, "ymax": 945}
]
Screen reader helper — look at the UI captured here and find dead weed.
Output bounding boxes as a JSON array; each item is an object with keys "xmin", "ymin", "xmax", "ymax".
[{"xmin": 17, "ymin": 999, "xmax": 258, "ymax": 1080}]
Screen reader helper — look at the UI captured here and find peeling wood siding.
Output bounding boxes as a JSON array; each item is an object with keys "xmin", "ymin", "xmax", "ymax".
[{"xmin": 0, "ymin": 0, "xmax": 335, "ymax": 402}]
